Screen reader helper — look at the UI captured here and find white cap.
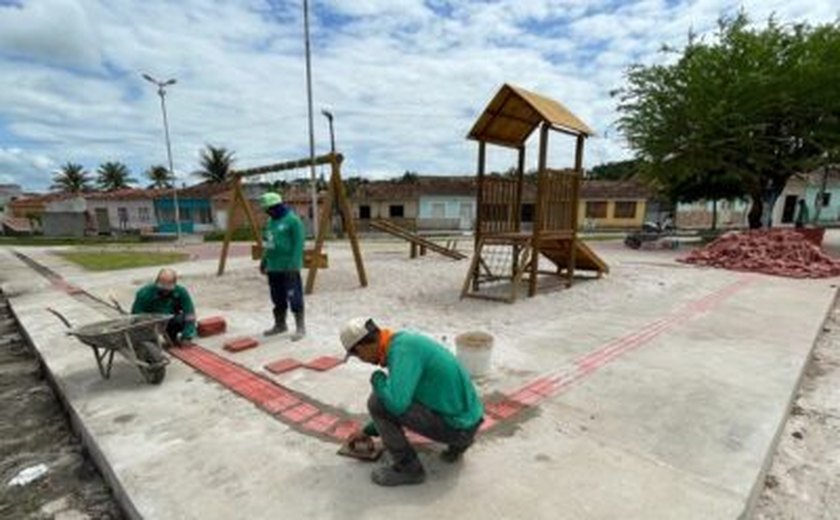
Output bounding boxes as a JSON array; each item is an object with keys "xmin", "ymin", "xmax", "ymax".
[{"xmin": 340, "ymin": 317, "xmax": 374, "ymax": 356}]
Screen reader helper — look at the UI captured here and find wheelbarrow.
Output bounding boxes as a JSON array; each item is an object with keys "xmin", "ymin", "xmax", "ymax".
[{"xmin": 47, "ymin": 309, "xmax": 172, "ymax": 385}]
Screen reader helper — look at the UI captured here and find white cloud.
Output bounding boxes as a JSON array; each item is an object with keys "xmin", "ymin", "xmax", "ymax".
[
  {"xmin": 0, "ymin": 0, "xmax": 102, "ymax": 69},
  {"xmin": 0, "ymin": 0, "xmax": 837, "ymax": 190},
  {"xmin": 0, "ymin": 147, "xmax": 57, "ymax": 190}
]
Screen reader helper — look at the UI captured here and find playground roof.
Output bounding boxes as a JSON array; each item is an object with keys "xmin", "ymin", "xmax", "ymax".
[{"xmin": 467, "ymin": 84, "xmax": 594, "ymax": 147}]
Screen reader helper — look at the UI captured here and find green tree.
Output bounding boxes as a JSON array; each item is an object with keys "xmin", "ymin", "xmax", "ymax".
[
  {"xmin": 50, "ymin": 162, "xmax": 93, "ymax": 193},
  {"xmin": 194, "ymin": 145, "xmax": 235, "ymax": 183},
  {"xmin": 614, "ymin": 13, "xmax": 840, "ymax": 227},
  {"xmin": 146, "ymin": 165, "xmax": 173, "ymax": 189},
  {"xmin": 96, "ymin": 161, "xmax": 137, "ymax": 191},
  {"xmin": 589, "ymin": 159, "xmax": 640, "ymax": 181}
]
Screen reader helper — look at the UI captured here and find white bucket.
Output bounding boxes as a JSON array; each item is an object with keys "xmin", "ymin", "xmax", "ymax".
[{"xmin": 455, "ymin": 331, "xmax": 494, "ymax": 377}]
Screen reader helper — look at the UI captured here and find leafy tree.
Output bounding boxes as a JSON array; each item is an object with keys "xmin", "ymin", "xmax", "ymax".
[
  {"xmin": 50, "ymin": 162, "xmax": 93, "ymax": 193},
  {"xmin": 96, "ymin": 161, "xmax": 137, "ymax": 191},
  {"xmin": 194, "ymin": 145, "xmax": 235, "ymax": 183},
  {"xmin": 614, "ymin": 13, "xmax": 840, "ymax": 227},
  {"xmin": 146, "ymin": 165, "xmax": 173, "ymax": 189},
  {"xmin": 588, "ymin": 159, "xmax": 641, "ymax": 181}
]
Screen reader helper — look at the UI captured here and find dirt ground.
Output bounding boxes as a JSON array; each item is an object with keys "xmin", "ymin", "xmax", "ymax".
[
  {"xmin": 753, "ymin": 291, "xmax": 840, "ymax": 519},
  {"xmin": 0, "ymin": 291, "xmax": 122, "ymax": 520}
]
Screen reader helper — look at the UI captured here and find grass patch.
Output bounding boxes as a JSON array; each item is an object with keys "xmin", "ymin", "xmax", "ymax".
[
  {"xmin": 57, "ymin": 250, "xmax": 189, "ymax": 271},
  {"xmin": 0, "ymin": 235, "xmax": 143, "ymax": 247}
]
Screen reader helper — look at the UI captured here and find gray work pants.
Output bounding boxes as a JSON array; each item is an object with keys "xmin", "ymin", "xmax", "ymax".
[{"xmin": 367, "ymin": 393, "xmax": 480, "ymax": 467}]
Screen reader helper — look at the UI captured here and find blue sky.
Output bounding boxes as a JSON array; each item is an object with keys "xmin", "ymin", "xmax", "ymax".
[{"xmin": 0, "ymin": 0, "xmax": 837, "ymax": 191}]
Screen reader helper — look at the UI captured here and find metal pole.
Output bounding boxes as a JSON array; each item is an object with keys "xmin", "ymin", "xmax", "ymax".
[
  {"xmin": 303, "ymin": 0, "xmax": 318, "ymax": 237},
  {"xmin": 158, "ymin": 87, "xmax": 182, "ymax": 240}
]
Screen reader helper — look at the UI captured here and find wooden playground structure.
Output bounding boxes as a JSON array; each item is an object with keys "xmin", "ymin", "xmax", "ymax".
[
  {"xmin": 369, "ymin": 219, "xmax": 466, "ymax": 260},
  {"xmin": 216, "ymin": 152, "xmax": 367, "ymax": 295},
  {"xmin": 461, "ymin": 84, "xmax": 609, "ymax": 303}
]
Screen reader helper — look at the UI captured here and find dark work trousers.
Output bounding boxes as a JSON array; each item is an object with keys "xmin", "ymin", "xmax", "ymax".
[
  {"xmin": 165, "ymin": 313, "xmax": 185, "ymax": 344},
  {"xmin": 368, "ymin": 393, "xmax": 481, "ymax": 467},
  {"xmin": 267, "ymin": 271, "xmax": 304, "ymax": 315}
]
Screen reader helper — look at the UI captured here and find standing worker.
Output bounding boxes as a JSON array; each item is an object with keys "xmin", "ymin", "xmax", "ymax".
[
  {"xmin": 131, "ymin": 268, "xmax": 196, "ymax": 345},
  {"xmin": 260, "ymin": 192, "xmax": 306, "ymax": 341},
  {"xmin": 795, "ymin": 198, "xmax": 809, "ymax": 229},
  {"xmin": 340, "ymin": 317, "xmax": 484, "ymax": 486}
]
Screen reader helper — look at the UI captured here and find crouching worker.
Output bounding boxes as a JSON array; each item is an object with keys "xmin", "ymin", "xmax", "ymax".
[
  {"xmin": 340, "ymin": 317, "xmax": 484, "ymax": 486},
  {"xmin": 131, "ymin": 268, "xmax": 196, "ymax": 345}
]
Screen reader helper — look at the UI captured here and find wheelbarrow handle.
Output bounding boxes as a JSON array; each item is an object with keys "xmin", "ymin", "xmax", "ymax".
[{"xmin": 46, "ymin": 307, "xmax": 73, "ymax": 329}]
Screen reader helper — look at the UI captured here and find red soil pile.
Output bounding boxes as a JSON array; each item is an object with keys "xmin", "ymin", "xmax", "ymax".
[{"xmin": 679, "ymin": 229, "xmax": 840, "ymax": 278}]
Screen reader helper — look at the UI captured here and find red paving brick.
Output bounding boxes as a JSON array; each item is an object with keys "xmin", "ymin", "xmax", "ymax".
[
  {"xmin": 261, "ymin": 392, "xmax": 301, "ymax": 414},
  {"xmin": 302, "ymin": 413, "xmax": 340, "ymax": 434},
  {"xmin": 478, "ymin": 416, "xmax": 498, "ymax": 433},
  {"xmin": 265, "ymin": 358, "xmax": 303, "ymax": 375},
  {"xmin": 304, "ymin": 356, "xmax": 343, "ymax": 372},
  {"xmin": 405, "ymin": 431, "xmax": 432, "ymax": 445},
  {"xmin": 197, "ymin": 316, "xmax": 227, "ymax": 337},
  {"xmin": 330, "ymin": 420, "xmax": 361, "ymax": 440},
  {"xmin": 282, "ymin": 403, "xmax": 320, "ymax": 423},
  {"xmin": 508, "ymin": 389, "xmax": 543, "ymax": 406},
  {"xmin": 485, "ymin": 399, "xmax": 525, "ymax": 420},
  {"xmin": 223, "ymin": 337, "xmax": 259, "ymax": 353}
]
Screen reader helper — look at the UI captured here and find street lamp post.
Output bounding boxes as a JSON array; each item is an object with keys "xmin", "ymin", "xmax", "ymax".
[
  {"xmin": 321, "ymin": 109, "xmax": 335, "ymax": 154},
  {"xmin": 303, "ymin": 0, "xmax": 318, "ymax": 238},
  {"xmin": 142, "ymin": 73, "xmax": 181, "ymax": 240}
]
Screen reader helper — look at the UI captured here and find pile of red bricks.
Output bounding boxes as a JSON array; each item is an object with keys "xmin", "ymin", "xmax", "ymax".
[{"xmin": 679, "ymin": 229, "xmax": 840, "ymax": 278}]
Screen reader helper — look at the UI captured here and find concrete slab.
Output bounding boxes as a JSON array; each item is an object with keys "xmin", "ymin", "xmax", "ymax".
[{"xmin": 2, "ymin": 242, "xmax": 836, "ymax": 519}]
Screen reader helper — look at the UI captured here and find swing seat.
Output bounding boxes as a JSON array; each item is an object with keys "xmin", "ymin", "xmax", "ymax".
[{"xmin": 251, "ymin": 244, "xmax": 328, "ymax": 268}]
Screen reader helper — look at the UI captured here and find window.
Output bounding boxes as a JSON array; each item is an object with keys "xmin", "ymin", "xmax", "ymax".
[
  {"xmin": 585, "ymin": 201, "xmax": 608, "ymax": 219},
  {"xmin": 359, "ymin": 205, "xmax": 371, "ymax": 219},
  {"xmin": 138, "ymin": 207, "xmax": 150, "ymax": 222},
  {"xmin": 613, "ymin": 201, "xmax": 637, "ymax": 219},
  {"xmin": 520, "ymin": 203, "xmax": 535, "ymax": 223},
  {"xmin": 820, "ymin": 193, "xmax": 831, "ymax": 207},
  {"xmin": 196, "ymin": 207, "xmax": 213, "ymax": 224},
  {"xmin": 389, "ymin": 205, "xmax": 404, "ymax": 218},
  {"xmin": 117, "ymin": 207, "xmax": 128, "ymax": 223}
]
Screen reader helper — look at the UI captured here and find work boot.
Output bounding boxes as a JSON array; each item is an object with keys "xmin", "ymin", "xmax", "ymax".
[
  {"xmin": 371, "ymin": 458, "xmax": 426, "ymax": 487},
  {"xmin": 440, "ymin": 443, "xmax": 471, "ymax": 463},
  {"xmin": 291, "ymin": 311, "xmax": 306, "ymax": 342},
  {"xmin": 263, "ymin": 308, "xmax": 288, "ymax": 336}
]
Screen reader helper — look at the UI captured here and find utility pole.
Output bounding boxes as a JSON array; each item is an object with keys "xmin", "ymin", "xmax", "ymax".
[
  {"xmin": 303, "ymin": 0, "xmax": 318, "ymax": 237},
  {"xmin": 142, "ymin": 73, "xmax": 181, "ymax": 240}
]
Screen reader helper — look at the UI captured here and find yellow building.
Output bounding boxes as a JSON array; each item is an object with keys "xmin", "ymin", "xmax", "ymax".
[{"xmin": 577, "ymin": 180, "xmax": 651, "ymax": 230}]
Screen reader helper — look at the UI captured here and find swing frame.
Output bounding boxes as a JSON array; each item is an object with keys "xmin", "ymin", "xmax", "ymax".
[{"xmin": 216, "ymin": 152, "xmax": 367, "ymax": 295}]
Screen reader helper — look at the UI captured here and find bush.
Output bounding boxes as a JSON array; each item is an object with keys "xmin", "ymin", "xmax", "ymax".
[{"xmin": 204, "ymin": 227, "xmax": 258, "ymax": 242}]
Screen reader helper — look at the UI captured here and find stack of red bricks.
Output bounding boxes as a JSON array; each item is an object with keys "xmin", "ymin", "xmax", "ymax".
[{"xmin": 679, "ymin": 229, "xmax": 840, "ymax": 278}]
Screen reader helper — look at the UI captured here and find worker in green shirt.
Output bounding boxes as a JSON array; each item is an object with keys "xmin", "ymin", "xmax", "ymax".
[
  {"xmin": 259, "ymin": 192, "xmax": 306, "ymax": 341},
  {"xmin": 340, "ymin": 317, "xmax": 485, "ymax": 486},
  {"xmin": 131, "ymin": 268, "xmax": 196, "ymax": 345}
]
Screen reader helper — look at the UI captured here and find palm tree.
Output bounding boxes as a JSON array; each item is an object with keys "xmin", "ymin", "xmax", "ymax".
[
  {"xmin": 146, "ymin": 165, "xmax": 173, "ymax": 189},
  {"xmin": 96, "ymin": 161, "xmax": 137, "ymax": 191},
  {"xmin": 51, "ymin": 162, "xmax": 93, "ymax": 193},
  {"xmin": 194, "ymin": 145, "xmax": 234, "ymax": 183}
]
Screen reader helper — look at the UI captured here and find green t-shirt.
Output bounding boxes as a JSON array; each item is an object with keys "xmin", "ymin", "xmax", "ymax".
[
  {"xmin": 131, "ymin": 283, "xmax": 197, "ymax": 338},
  {"xmin": 365, "ymin": 331, "xmax": 484, "ymax": 435},
  {"xmin": 262, "ymin": 211, "xmax": 305, "ymax": 272}
]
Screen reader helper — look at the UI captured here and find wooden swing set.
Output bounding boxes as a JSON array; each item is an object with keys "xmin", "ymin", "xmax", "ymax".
[
  {"xmin": 461, "ymin": 84, "xmax": 609, "ymax": 303},
  {"xmin": 216, "ymin": 152, "xmax": 367, "ymax": 295}
]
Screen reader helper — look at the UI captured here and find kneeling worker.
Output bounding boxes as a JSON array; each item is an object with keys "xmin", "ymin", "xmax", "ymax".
[
  {"xmin": 341, "ymin": 317, "xmax": 484, "ymax": 486},
  {"xmin": 131, "ymin": 268, "xmax": 196, "ymax": 345}
]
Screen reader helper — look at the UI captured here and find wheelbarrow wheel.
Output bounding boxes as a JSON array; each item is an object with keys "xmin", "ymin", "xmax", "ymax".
[
  {"xmin": 624, "ymin": 235, "xmax": 642, "ymax": 250},
  {"xmin": 136, "ymin": 340, "xmax": 167, "ymax": 385}
]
